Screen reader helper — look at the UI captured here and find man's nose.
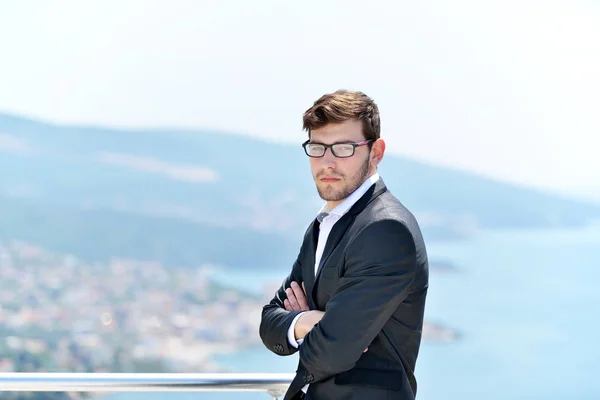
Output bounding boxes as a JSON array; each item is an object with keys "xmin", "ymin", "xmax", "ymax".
[{"xmin": 320, "ymin": 148, "xmax": 337, "ymax": 168}]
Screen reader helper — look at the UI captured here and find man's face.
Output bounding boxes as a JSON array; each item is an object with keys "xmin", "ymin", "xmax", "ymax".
[{"xmin": 308, "ymin": 119, "xmax": 377, "ymax": 209}]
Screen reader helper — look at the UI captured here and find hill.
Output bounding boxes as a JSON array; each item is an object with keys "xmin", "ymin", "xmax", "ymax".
[{"xmin": 1, "ymin": 112, "xmax": 598, "ymax": 269}]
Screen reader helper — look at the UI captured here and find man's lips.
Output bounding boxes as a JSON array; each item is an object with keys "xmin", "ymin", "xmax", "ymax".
[{"xmin": 320, "ymin": 177, "xmax": 341, "ymax": 183}]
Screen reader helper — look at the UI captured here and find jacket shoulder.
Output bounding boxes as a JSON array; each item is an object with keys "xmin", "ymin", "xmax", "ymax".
[{"xmin": 360, "ymin": 191, "xmax": 423, "ymax": 233}]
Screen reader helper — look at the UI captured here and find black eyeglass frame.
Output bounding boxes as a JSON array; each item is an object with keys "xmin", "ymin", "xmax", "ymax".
[{"xmin": 301, "ymin": 139, "xmax": 374, "ymax": 158}]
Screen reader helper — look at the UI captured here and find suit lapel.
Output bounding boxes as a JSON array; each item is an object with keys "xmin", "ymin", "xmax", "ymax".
[
  {"xmin": 312, "ymin": 178, "xmax": 388, "ymax": 287},
  {"xmin": 314, "ymin": 214, "xmax": 353, "ymax": 281},
  {"xmin": 303, "ymin": 219, "xmax": 320, "ymax": 309}
]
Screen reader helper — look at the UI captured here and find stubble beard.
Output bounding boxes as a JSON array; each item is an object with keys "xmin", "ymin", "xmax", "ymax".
[{"xmin": 315, "ymin": 158, "xmax": 371, "ymax": 202}]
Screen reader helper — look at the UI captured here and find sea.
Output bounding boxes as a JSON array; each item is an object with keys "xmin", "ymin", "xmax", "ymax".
[{"xmin": 104, "ymin": 221, "xmax": 600, "ymax": 400}]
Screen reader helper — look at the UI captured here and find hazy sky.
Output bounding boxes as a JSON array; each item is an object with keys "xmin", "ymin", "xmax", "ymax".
[{"xmin": 1, "ymin": 0, "xmax": 598, "ymax": 194}]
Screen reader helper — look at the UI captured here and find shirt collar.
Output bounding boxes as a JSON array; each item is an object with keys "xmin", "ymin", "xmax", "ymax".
[{"xmin": 317, "ymin": 172, "xmax": 380, "ymax": 220}]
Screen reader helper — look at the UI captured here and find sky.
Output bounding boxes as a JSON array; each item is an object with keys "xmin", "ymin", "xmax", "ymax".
[{"xmin": 0, "ymin": 0, "xmax": 598, "ymax": 196}]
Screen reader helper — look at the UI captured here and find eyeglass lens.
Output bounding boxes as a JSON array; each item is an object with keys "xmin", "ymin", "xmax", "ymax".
[{"xmin": 307, "ymin": 143, "xmax": 355, "ymax": 157}]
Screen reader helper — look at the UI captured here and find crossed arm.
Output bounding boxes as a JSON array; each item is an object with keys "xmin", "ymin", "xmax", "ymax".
[
  {"xmin": 260, "ymin": 219, "xmax": 417, "ymax": 382},
  {"xmin": 284, "ymin": 282, "xmax": 324, "ymax": 345},
  {"xmin": 284, "ymin": 282, "xmax": 368, "ymax": 353},
  {"xmin": 259, "ymin": 255, "xmax": 307, "ymax": 356}
]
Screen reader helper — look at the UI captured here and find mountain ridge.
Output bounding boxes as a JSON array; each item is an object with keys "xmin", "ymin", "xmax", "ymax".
[
  {"xmin": 1, "ymin": 111, "xmax": 598, "ymax": 269},
  {"xmin": 1, "ymin": 110, "xmax": 591, "ymax": 205}
]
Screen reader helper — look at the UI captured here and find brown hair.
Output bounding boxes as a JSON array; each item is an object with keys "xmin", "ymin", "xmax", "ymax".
[{"xmin": 302, "ymin": 89, "xmax": 380, "ymax": 141}]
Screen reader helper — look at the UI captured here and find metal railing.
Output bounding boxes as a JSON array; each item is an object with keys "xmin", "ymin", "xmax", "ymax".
[{"xmin": 0, "ymin": 372, "xmax": 295, "ymax": 399}]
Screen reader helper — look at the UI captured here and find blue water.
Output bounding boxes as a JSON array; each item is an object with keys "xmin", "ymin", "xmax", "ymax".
[{"xmin": 105, "ymin": 223, "xmax": 600, "ymax": 399}]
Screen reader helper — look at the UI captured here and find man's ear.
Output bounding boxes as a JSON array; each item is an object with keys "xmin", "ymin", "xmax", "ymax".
[{"xmin": 370, "ymin": 138, "xmax": 385, "ymax": 167}]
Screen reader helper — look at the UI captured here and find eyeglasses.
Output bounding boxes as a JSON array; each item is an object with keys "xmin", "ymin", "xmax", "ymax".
[{"xmin": 302, "ymin": 139, "xmax": 373, "ymax": 158}]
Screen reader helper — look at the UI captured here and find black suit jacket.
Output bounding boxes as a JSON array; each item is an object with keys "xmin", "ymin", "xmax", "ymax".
[{"xmin": 259, "ymin": 178, "xmax": 429, "ymax": 400}]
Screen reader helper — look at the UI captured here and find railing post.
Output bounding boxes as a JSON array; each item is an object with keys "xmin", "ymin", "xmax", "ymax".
[{"xmin": 267, "ymin": 388, "xmax": 285, "ymax": 400}]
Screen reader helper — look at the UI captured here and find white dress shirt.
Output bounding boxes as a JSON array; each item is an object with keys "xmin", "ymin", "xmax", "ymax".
[{"xmin": 286, "ymin": 172, "xmax": 380, "ymax": 393}]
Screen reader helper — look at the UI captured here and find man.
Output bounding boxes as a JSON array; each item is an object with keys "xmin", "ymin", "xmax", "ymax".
[{"xmin": 259, "ymin": 89, "xmax": 429, "ymax": 400}]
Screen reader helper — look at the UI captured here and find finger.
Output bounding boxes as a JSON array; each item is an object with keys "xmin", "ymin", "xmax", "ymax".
[
  {"xmin": 285, "ymin": 288, "xmax": 298, "ymax": 310},
  {"xmin": 291, "ymin": 282, "xmax": 309, "ymax": 311},
  {"xmin": 302, "ymin": 281, "xmax": 307, "ymax": 295},
  {"xmin": 363, "ymin": 347, "xmax": 368, "ymax": 353},
  {"xmin": 285, "ymin": 288, "xmax": 301, "ymax": 311},
  {"xmin": 284, "ymin": 299, "xmax": 292, "ymax": 311}
]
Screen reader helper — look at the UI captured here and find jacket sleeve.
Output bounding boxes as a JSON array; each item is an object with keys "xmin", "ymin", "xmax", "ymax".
[
  {"xmin": 298, "ymin": 219, "xmax": 418, "ymax": 381},
  {"xmin": 259, "ymin": 252, "xmax": 305, "ymax": 356}
]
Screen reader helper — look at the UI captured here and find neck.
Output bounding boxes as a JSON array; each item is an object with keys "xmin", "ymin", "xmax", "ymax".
[{"xmin": 326, "ymin": 200, "xmax": 342, "ymax": 211}]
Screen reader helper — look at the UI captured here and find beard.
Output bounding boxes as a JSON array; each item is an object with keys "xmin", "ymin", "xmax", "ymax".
[{"xmin": 315, "ymin": 157, "xmax": 370, "ymax": 203}]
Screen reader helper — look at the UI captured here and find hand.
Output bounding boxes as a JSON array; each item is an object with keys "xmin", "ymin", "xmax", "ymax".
[
  {"xmin": 286, "ymin": 281, "xmax": 368, "ymax": 353},
  {"xmin": 294, "ymin": 310, "xmax": 325, "ymax": 340},
  {"xmin": 284, "ymin": 281, "xmax": 309, "ymax": 312},
  {"xmin": 293, "ymin": 309, "xmax": 369, "ymax": 353}
]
